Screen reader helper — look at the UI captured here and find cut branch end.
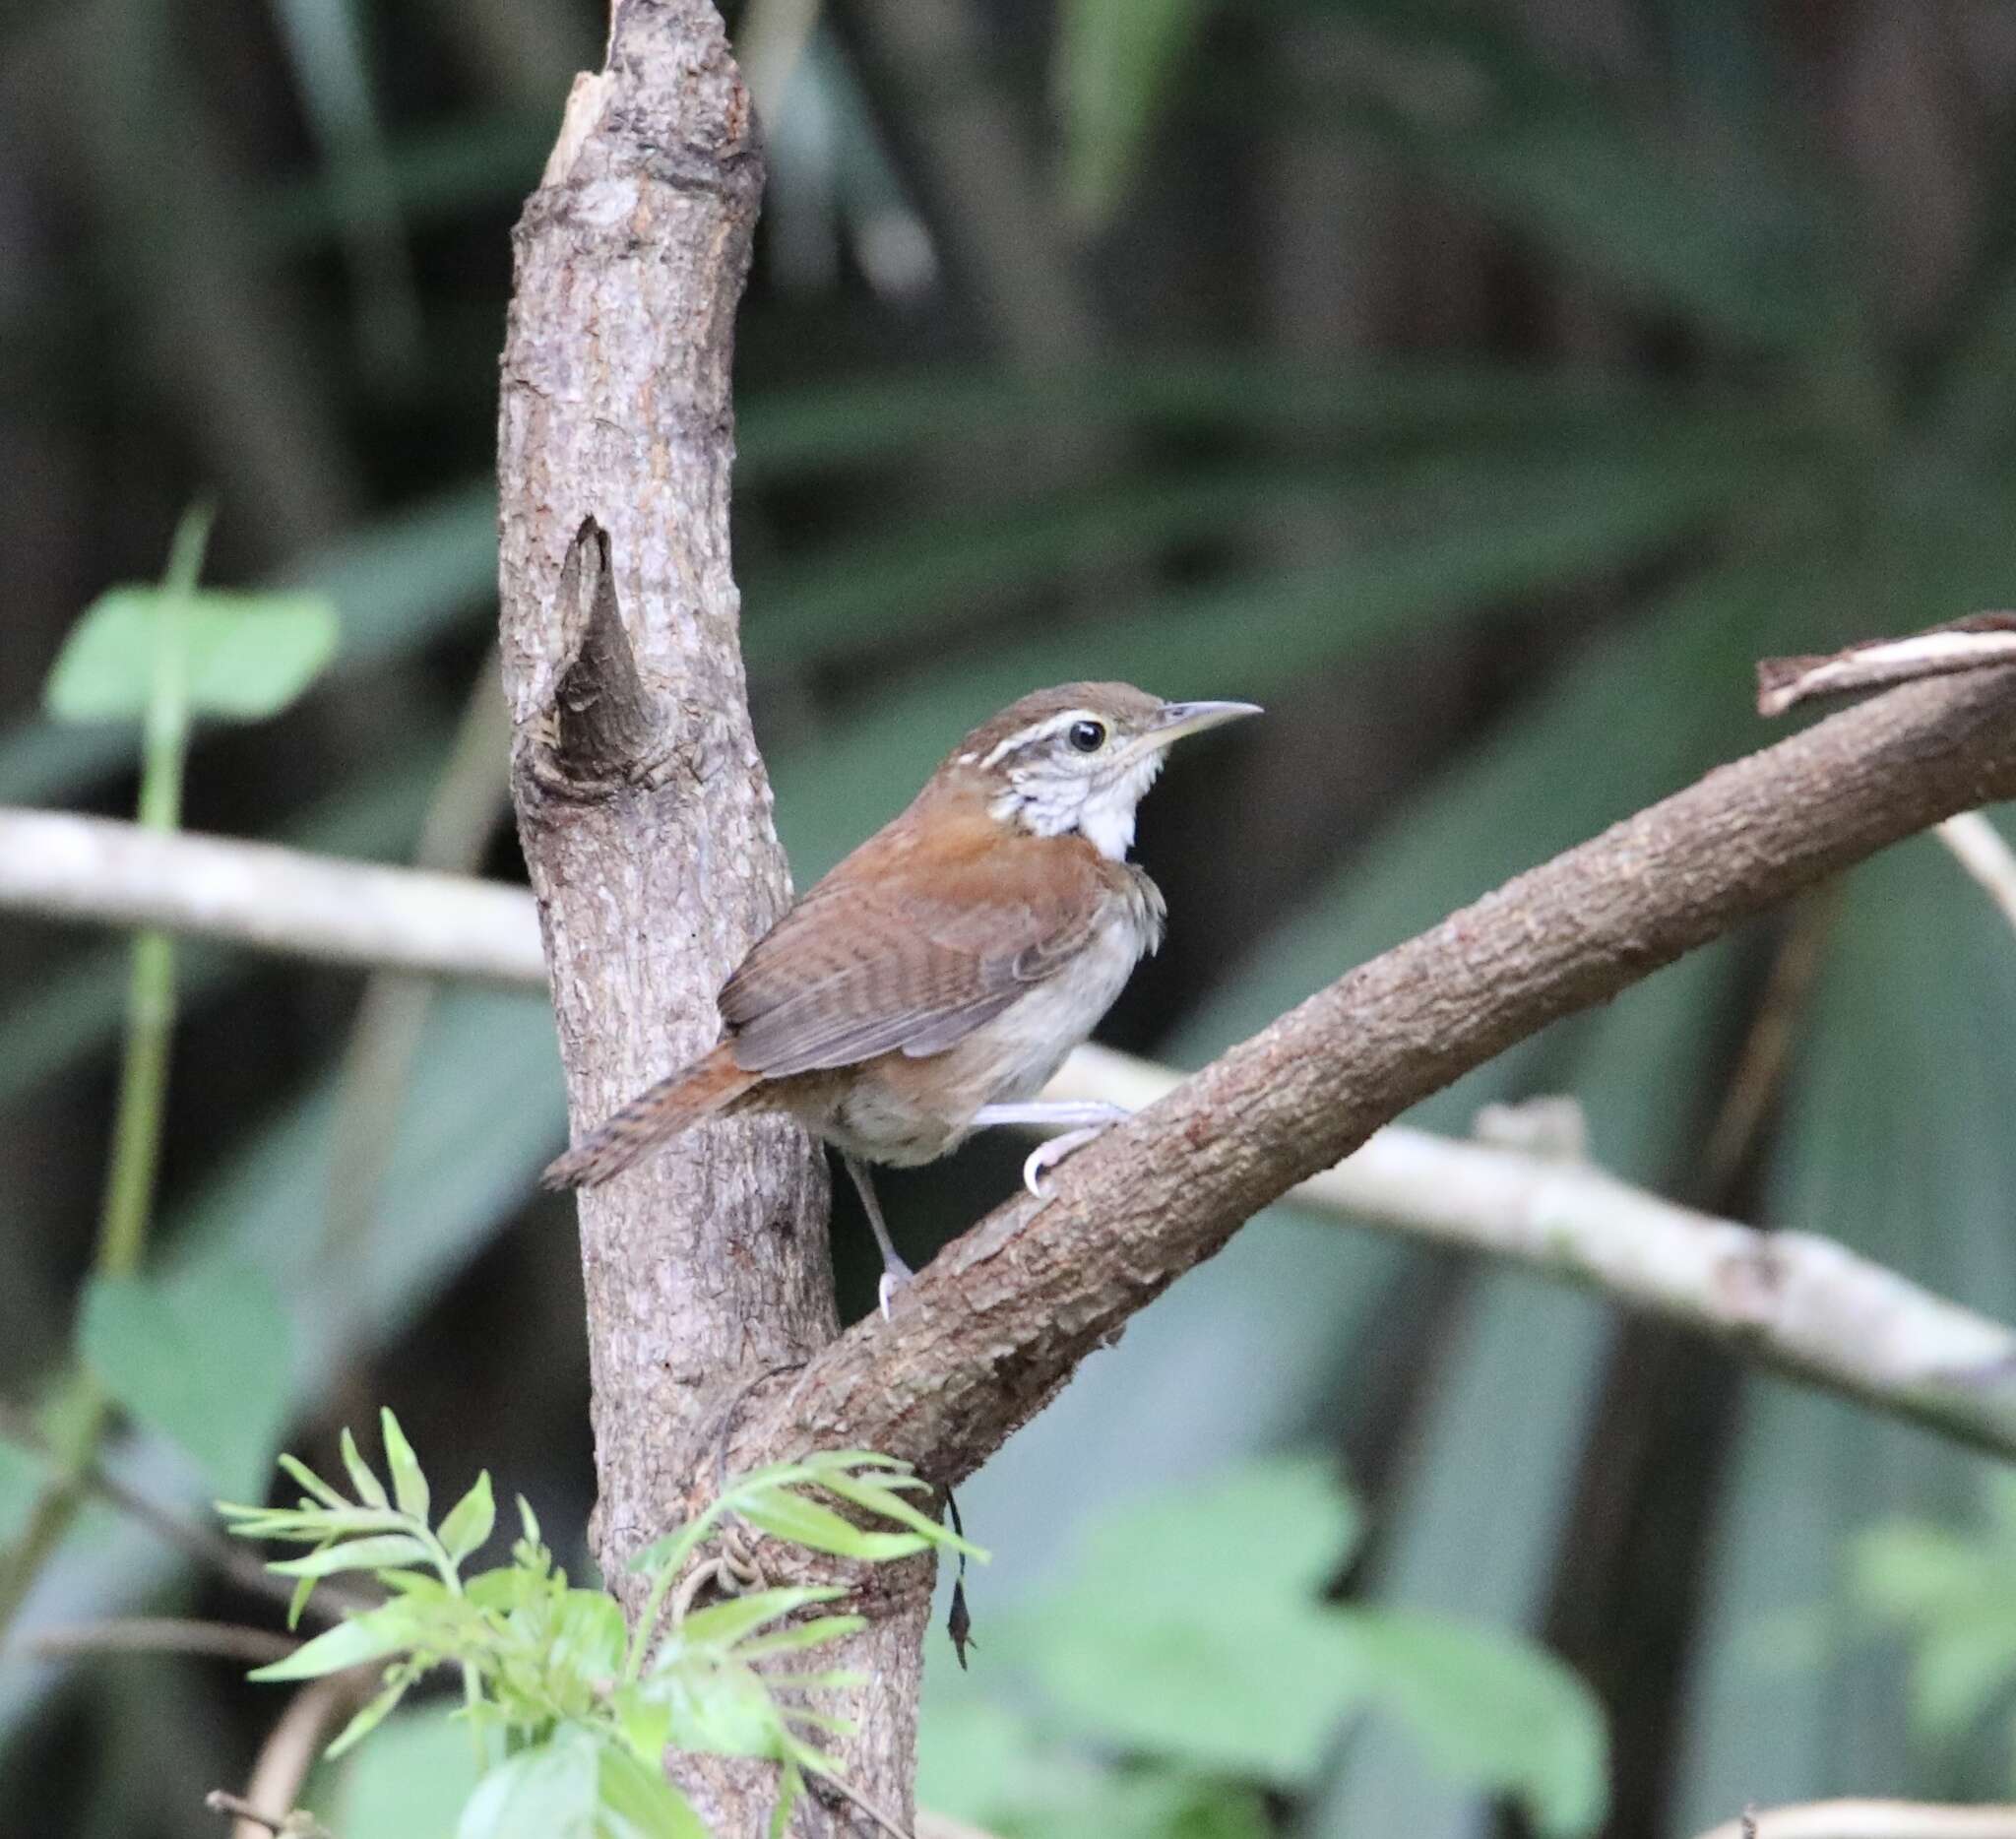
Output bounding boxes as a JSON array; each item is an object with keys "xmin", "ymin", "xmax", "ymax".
[{"xmin": 548, "ymin": 518, "xmax": 664, "ymax": 785}]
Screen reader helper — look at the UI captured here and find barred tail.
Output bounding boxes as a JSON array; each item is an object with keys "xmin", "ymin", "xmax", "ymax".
[{"xmin": 541, "ymin": 1043, "xmax": 761, "ymax": 1189}]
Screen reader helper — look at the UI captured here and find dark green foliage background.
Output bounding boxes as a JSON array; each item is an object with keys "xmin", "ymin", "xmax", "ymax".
[{"xmin": 5, "ymin": 0, "xmax": 2016, "ymax": 1832}]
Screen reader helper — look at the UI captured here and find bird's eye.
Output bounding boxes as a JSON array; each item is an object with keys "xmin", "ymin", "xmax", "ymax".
[{"xmin": 1067, "ymin": 719, "xmax": 1107, "ymax": 753}]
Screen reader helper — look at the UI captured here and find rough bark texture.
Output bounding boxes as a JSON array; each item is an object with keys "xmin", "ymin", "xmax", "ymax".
[
  {"xmin": 730, "ymin": 666, "xmax": 2016, "ymax": 1486},
  {"xmin": 496, "ymin": 7, "xmax": 925, "ymax": 1827}
]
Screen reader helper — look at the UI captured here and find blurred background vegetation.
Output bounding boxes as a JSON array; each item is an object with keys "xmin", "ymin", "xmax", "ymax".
[{"xmin": 7, "ymin": 0, "xmax": 2016, "ymax": 1833}]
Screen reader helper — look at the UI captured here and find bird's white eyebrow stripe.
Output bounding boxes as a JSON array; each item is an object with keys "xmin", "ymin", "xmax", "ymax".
[{"xmin": 978, "ymin": 710, "xmax": 1100, "ymax": 771}]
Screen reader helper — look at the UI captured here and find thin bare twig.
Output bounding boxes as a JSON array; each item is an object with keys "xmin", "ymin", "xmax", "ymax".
[
  {"xmin": 816, "ymin": 1770, "xmax": 914, "ymax": 1839},
  {"xmin": 0, "ymin": 1400, "xmax": 362, "ymax": 1626},
  {"xmin": 1756, "ymin": 613, "xmax": 2016, "ymax": 715},
  {"xmin": 205, "ymin": 1790, "xmax": 332, "ymax": 1839},
  {"xmin": 31, "ymin": 1617, "xmax": 298, "ymax": 1665},
  {"xmin": 221, "ymin": 1676, "xmax": 358, "ymax": 1839}
]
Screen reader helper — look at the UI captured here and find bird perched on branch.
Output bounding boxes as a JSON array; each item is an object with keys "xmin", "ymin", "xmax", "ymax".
[{"xmin": 542, "ymin": 682, "xmax": 1259, "ymax": 1308}]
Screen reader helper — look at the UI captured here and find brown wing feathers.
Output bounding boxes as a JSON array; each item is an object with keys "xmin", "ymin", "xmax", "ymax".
[
  {"xmin": 719, "ymin": 808, "xmax": 1102, "ymax": 1076},
  {"xmin": 540, "ymin": 796, "xmax": 1111, "ymax": 1190}
]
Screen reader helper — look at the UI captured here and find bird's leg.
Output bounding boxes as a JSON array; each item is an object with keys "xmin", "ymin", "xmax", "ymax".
[
  {"xmin": 842, "ymin": 1154, "xmax": 913, "ymax": 1320},
  {"xmin": 969, "ymin": 1100, "xmax": 1132, "ymax": 1197}
]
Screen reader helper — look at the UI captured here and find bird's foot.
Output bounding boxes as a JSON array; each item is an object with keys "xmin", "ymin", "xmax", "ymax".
[
  {"xmin": 970, "ymin": 1101, "xmax": 1130, "ymax": 1199},
  {"xmin": 876, "ymin": 1255, "xmax": 916, "ymax": 1322},
  {"xmin": 1022, "ymin": 1123, "xmax": 1114, "ymax": 1199}
]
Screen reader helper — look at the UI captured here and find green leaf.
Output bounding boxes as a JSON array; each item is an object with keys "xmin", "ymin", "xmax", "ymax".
[
  {"xmin": 671, "ymin": 1586, "xmax": 847, "ymax": 1653},
  {"xmin": 1850, "ymin": 1517, "xmax": 2016, "ymax": 1742},
  {"xmin": 1057, "ymin": 1455, "xmax": 1363, "ymax": 1617},
  {"xmin": 334, "ymin": 1705, "xmax": 481, "ymax": 1839},
  {"xmin": 1032, "ymin": 1595, "xmax": 1370, "ymax": 1783},
  {"xmin": 626, "ymin": 1521, "xmax": 705, "ymax": 1579},
  {"xmin": 609, "ymin": 1687, "xmax": 673, "ymax": 1772},
  {"xmin": 341, "ymin": 1427, "xmax": 391, "ymax": 1509},
  {"xmin": 918, "ymin": 1691, "xmax": 1271, "ymax": 1839},
  {"xmin": 437, "ymin": 1473, "xmax": 496, "ymax": 1564},
  {"xmin": 542, "ymin": 1586, "xmax": 631, "ymax": 1681},
  {"xmin": 5, "ymin": 988, "xmax": 563, "ymax": 1751},
  {"xmin": 646, "ymin": 1659, "xmax": 794, "ymax": 1759},
  {"xmin": 279, "ymin": 1453, "xmax": 348, "ymax": 1511},
  {"xmin": 734, "ymin": 1490, "xmax": 930, "ymax": 1562},
  {"xmin": 269, "ymin": 1533, "xmax": 434, "ymax": 1578},
  {"xmin": 458, "ymin": 1733, "xmax": 599, "ymax": 1839},
  {"xmin": 324, "ymin": 1678, "xmax": 413, "ymax": 1760},
  {"xmin": 813, "ymin": 1472, "xmax": 988, "ymax": 1560},
  {"xmin": 379, "ymin": 1410, "xmax": 430, "ymax": 1522},
  {"xmin": 1020, "ymin": 1458, "xmax": 1374, "ymax": 1783},
  {"xmin": 1054, "ymin": 0, "xmax": 1208, "ymax": 224},
  {"xmin": 0, "ymin": 1434, "xmax": 51, "ymax": 1552},
  {"xmin": 595, "ymin": 1741, "xmax": 708, "ymax": 1839},
  {"xmin": 730, "ymin": 1617, "xmax": 867, "ymax": 1663},
  {"xmin": 251, "ymin": 1602, "xmax": 418, "ymax": 1681},
  {"xmin": 44, "ymin": 588, "xmax": 338, "ymax": 723},
  {"xmin": 1346, "ymin": 1608, "xmax": 1608, "ymax": 1839},
  {"xmin": 77, "ymin": 1260, "xmax": 293, "ymax": 1500},
  {"xmin": 1009, "ymin": 1451, "xmax": 1605, "ymax": 1827}
]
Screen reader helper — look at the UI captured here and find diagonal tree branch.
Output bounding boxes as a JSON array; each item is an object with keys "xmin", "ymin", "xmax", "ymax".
[{"xmin": 731, "ymin": 666, "xmax": 2016, "ymax": 1485}]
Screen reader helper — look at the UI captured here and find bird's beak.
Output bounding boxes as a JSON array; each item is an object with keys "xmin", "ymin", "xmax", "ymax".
[{"xmin": 1137, "ymin": 699, "xmax": 1263, "ymax": 757}]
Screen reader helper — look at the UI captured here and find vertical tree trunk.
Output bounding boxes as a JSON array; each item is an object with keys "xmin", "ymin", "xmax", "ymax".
[{"xmin": 496, "ymin": 4, "xmax": 927, "ymax": 1826}]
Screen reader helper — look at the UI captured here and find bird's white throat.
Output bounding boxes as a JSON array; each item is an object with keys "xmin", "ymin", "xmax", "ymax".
[{"xmin": 990, "ymin": 750, "xmax": 1166, "ymax": 860}]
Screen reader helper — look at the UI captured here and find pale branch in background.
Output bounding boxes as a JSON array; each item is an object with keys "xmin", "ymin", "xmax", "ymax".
[
  {"xmin": 1044, "ymin": 1048, "xmax": 2016, "ymax": 1461},
  {"xmin": 916, "ymin": 1813, "xmax": 1002, "ymax": 1839},
  {"xmin": 10, "ymin": 812, "xmax": 2016, "ymax": 1460},
  {"xmin": 0, "ymin": 806, "xmax": 542, "ymax": 983},
  {"xmin": 1935, "ymin": 810, "xmax": 2016, "ymax": 937},
  {"xmin": 1694, "ymin": 1801, "xmax": 2016, "ymax": 1839}
]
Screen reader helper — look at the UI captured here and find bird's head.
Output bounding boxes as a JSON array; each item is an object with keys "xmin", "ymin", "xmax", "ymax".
[{"xmin": 940, "ymin": 681, "xmax": 1261, "ymax": 860}]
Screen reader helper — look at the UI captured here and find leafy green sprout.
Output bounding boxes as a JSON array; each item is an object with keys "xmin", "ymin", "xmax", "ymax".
[{"xmin": 219, "ymin": 1411, "xmax": 984, "ymax": 1839}]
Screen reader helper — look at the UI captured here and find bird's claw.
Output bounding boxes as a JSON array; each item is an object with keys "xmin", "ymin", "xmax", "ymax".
[
  {"xmin": 1021, "ymin": 1124, "xmax": 1111, "ymax": 1199},
  {"xmin": 876, "ymin": 1260, "xmax": 914, "ymax": 1322}
]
